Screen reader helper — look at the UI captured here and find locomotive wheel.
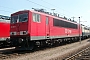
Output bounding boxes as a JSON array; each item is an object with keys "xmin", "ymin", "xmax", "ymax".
[
  {"xmin": 15, "ymin": 41, "xmax": 35, "ymax": 50},
  {"xmin": 27, "ymin": 41, "xmax": 35, "ymax": 50}
]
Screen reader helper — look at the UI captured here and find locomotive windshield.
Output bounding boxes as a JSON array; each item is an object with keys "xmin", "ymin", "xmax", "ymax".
[
  {"xmin": 11, "ymin": 13, "xmax": 28, "ymax": 23},
  {"xmin": 11, "ymin": 15, "xmax": 18, "ymax": 23},
  {"xmin": 19, "ymin": 13, "xmax": 28, "ymax": 22}
]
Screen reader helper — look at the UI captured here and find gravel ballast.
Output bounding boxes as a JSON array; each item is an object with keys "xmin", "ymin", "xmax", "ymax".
[{"xmin": 5, "ymin": 39, "xmax": 90, "ymax": 60}]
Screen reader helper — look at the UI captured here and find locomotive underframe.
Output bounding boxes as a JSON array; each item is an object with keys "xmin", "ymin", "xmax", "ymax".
[{"xmin": 10, "ymin": 34, "xmax": 90, "ymax": 50}]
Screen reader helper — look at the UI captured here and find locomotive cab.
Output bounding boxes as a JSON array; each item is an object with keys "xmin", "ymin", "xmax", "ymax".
[{"xmin": 10, "ymin": 10, "xmax": 33, "ymax": 50}]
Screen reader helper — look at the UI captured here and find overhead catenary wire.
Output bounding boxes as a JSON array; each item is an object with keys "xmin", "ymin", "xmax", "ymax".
[
  {"xmin": 0, "ymin": 0, "xmax": 74, "ymax": 19},
  {"xmin": 0, "ymin": 0, "xmax": 69, "ymax": 17},
  {"xmin": 26, "ymin": 0, "xmax": 72, "ymax": 18},
  {"xmin": 40, "ymin": 0, "xmax": 76, "ymax": 15},
  {"xmin": 0, "ymin": 5, "xmax": 16, "ymax": 15},
  {"xmin": 26, "ymin": 0, "xmax": 50, "ymax": 9},
  {"xmin": 0, "ymin": 5, "xmax": 16, "ymax": 10},
  {"xmin": 26, "ymin": 0, "xmax": 64, "ymax": 16}
]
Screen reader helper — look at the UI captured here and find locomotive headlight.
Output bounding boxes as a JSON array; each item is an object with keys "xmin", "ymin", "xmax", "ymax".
[
  {"xmin": 10, "ymin": 32, "xmax": 12, "ymax": 35},
  {"xmin": 23, "ymin": 31, "xmax": 26, "ymax": 34},
  {"xmin": 10, "ymin": 32, "xmax": 16, "ymax": 35},
  {"xmin": 20, "ymin": 31, "xmax": 28, "ymax": 35}
]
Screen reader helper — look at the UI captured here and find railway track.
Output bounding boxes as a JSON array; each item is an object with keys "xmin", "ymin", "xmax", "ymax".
[
  {"xmin": 0, "ymin": 47, "xmax": 32, "ymax": 60},
  {"xmin": 0, "ymin": 46, "xmax": 51, "ymax": 60},
  {"xmin": 0, "ymin": 39, "xmax": 89, "ymax": 60},
  {"xmin": 65, "ymin": 47, "xmax": 90, "ymax": 60},
  {"xmin": 0, "ymin": 51, "xmax": 17, "ymax": 60}
]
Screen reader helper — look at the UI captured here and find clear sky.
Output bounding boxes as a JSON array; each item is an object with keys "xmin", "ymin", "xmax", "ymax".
[{"xmin": 0, "ymin": 0, "xmax": 90, "ymax": 27}]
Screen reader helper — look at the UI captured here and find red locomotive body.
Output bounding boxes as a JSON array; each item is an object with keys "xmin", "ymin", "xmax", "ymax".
[
  {"xmin": 10, "ymin": 10, "xmax": 82, "ymax": 50},
  {"xmin": 0, "ymin": 15, "xmax": 10, "ymax": 47}
]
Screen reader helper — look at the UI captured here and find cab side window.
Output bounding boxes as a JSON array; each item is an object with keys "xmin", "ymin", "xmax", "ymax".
[{"xmin": 33, "ymin": 13, "xmax": 40, "ymax": 22}]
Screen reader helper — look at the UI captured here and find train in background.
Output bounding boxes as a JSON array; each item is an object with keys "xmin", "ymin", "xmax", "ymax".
[
  {"xmin": 10, "ymin": 9, "xmax": 90, "ymax": 50},
  {"xmin": 81, "ymin": 24, "xmax": 90, "ymax": 39},
  {"xmin": 0, "ymin": 15, "xmax": 10, "ymax": 47}
]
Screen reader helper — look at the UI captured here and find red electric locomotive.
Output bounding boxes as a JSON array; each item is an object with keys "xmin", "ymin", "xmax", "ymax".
[
  {"xmin": 0, "ymin": 15, "xmax": 10, "ymax": 47},
  {"xmin": 10, "ymin": 9, "xmax": 82, "ymax": 50}
]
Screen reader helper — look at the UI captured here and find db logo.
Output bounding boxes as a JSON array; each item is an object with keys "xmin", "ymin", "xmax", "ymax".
[{"xmin": 65, "ymin": 29, "xmax": 72, "ymax": 33}]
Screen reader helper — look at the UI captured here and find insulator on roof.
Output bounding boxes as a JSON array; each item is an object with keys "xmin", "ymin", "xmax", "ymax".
[
  {"xmin": 63, "ymin": 16, "xmax": 67, "ymax": 20},
  {"xmin": 46, "ymin": 12, "xmax": 49, "ymax": 14},
  {"xmin": 53, "ymin": 13, "xmax": 57, "ymax": 17},
  {"xmin": 58, "ymin": 14, "xmax": 60, "ymax": 17},
  {"xmin": 70, "ymin": 19, "xmax": 71, "ymax": 21},
  {"xmin": 68, "ymin": 19, "xmax": 69, "ymax": 20},
  {"xmin": 49, "ymin": 13, "xmax": 52, "ymax": 15},
  {"xmin": 73, "ymin": 20, "xmax": 74, "ymax": 22}
]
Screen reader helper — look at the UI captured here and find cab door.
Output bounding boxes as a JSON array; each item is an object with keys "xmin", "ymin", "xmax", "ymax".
[{"xmin": 46, "ymin": 16, "xmax": 50, "ymax": 39}]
